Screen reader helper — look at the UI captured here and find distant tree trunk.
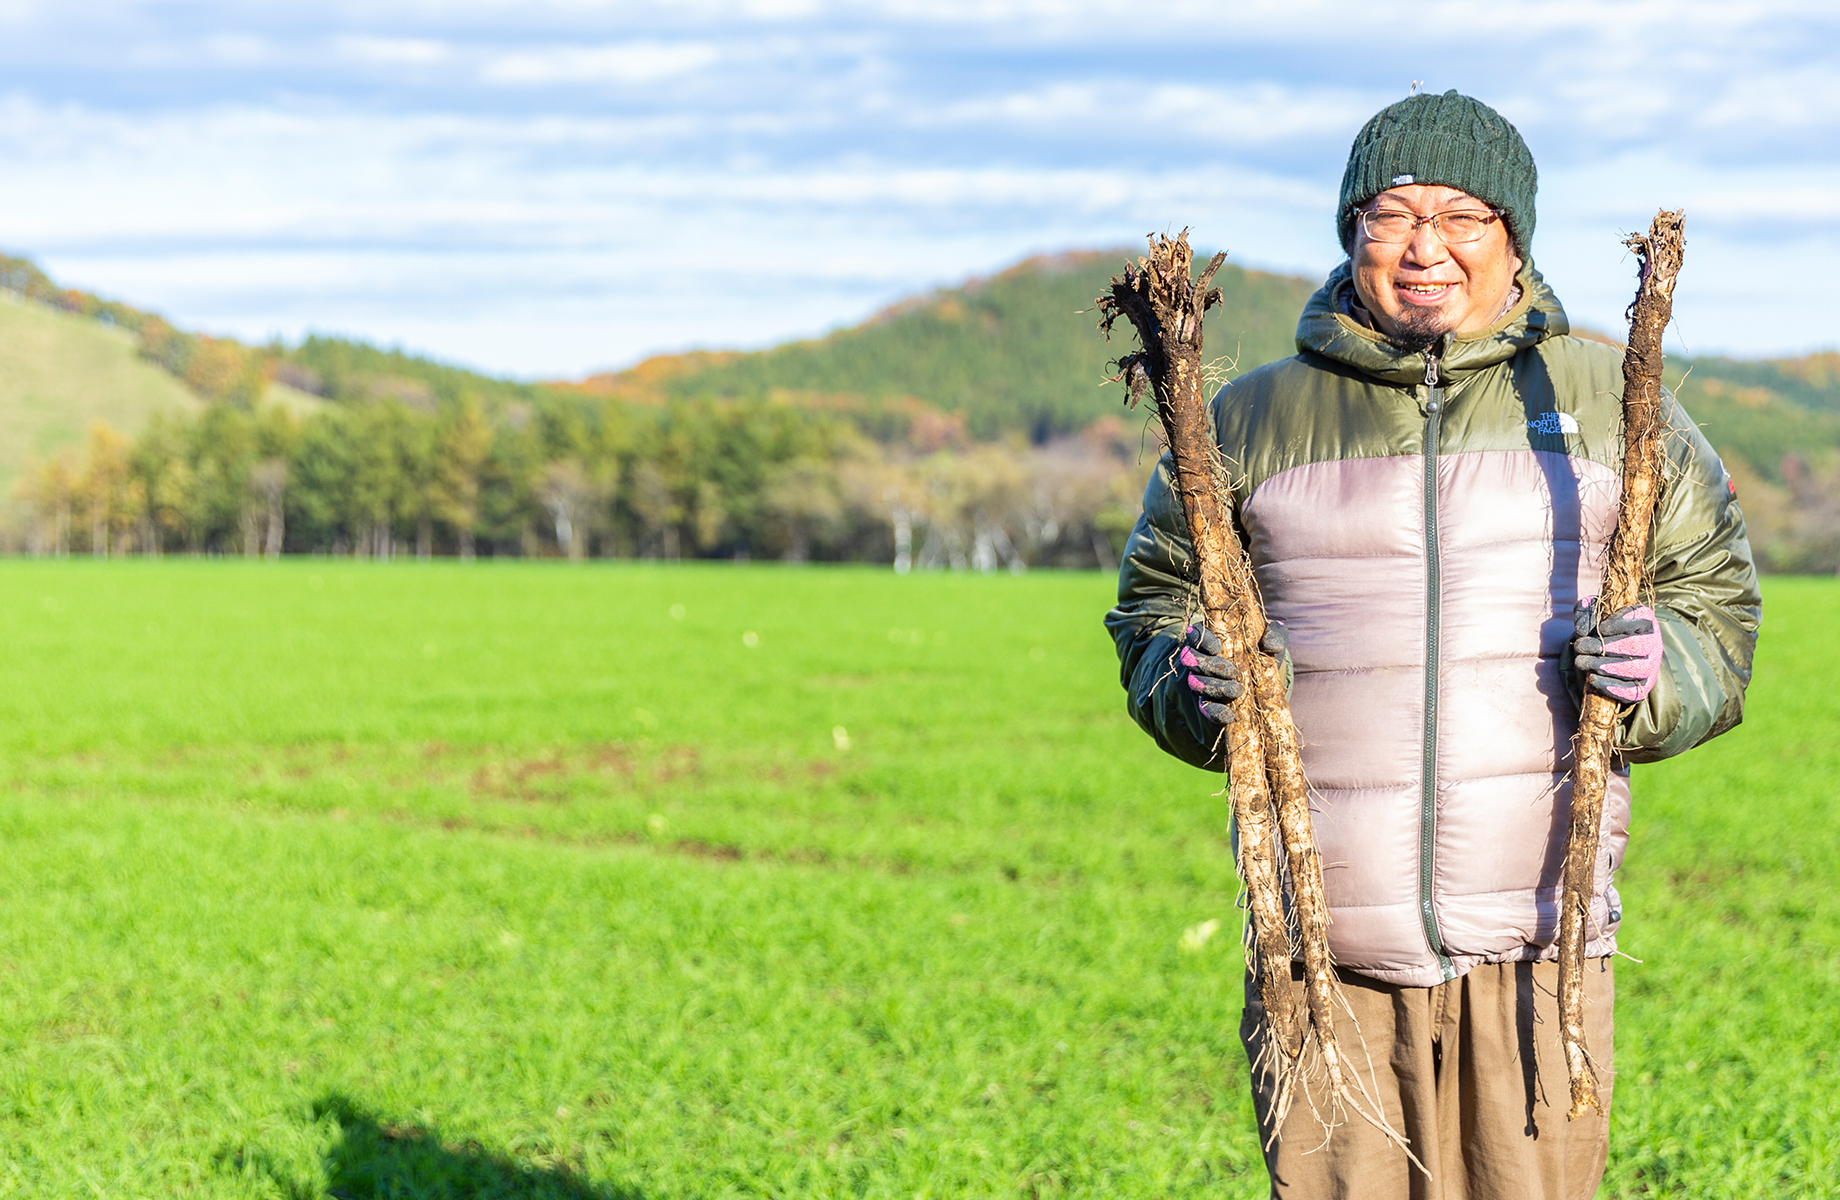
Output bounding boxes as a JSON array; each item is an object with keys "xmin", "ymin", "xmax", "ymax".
[
  {"xmin": 1091, "ymin": 528, "xmax": 1116, "ymax": 572},
  {"xmin": 252, "ymin": 459, "xmax": 287, "ymax": 560},
  {"xmin": 990, "ymin": 520, "xmax": 1026, "ymax": 574},
  {"xmin": 240, "ymin": 507, "xmax": 261, "ymax": 558},
  {"xmin": 971, "ymin": 514, "xmax": 996, "ymax": 573},
  {"xmin": 459, "ymin": 526, "xmax": 476, "ymax": 562},
  {"xmin": 49, "ymin": 467, "xmax": 71, "ymax": 558},
  {"xmin": 417, "ymin": 515, "xmax": 432, "ymax": 560},
  {"xmin": 267, "ymin": 504, "xmax": 284, "ymax": 559},
  {"xmin": 892, "ymin": 505, "xmax": 912, "ymax": 574},
  {"xmin": 539, "ymin": 460, "xmax": 594, "ymax": 561},
  {"xmin": 917, "ymin": 523, "xmax": 946, "ymax": 570}
]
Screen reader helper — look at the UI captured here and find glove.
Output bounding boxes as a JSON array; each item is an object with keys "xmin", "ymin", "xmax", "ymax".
[
  {"xmin": 1177, "ymin": 620, "xmax": 1292, "ymax": 729},
  {"xmin": 1572, "ymin": 599, "xmax": 1662, "ymax": 704}
]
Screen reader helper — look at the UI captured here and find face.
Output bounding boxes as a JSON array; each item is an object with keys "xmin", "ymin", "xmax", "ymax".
[{"xmin": 1349, "ymin": 183, "xmax": 1523, "ymax": 349}]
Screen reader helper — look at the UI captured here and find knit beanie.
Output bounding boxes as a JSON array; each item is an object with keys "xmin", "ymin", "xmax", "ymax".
[{"xmin": 1336, "ymin": 90, "xmax": 1536, "ymax": 261}]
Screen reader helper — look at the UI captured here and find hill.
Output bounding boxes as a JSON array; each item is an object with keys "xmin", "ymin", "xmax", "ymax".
[
  {"xmin": 1675, "ymin": 353, "xmax": 1840, "ymax": 413},
  {"xmin": 580, "ymin": 250, "xmax": 1840, "ymax": 473},
  {"xmin": 577, "ymin": 250, "xmax": 1318, "ymax": 442},
  {"xmin": 567, "ymin": 253, "xmax": 1840, "ymax": 570},
  {"xmin": 1, "ymin": 254, "xmax": 339, "ymax": 494},
  {"xmin": 10, "ymin": 242, "xmax": 1839, "ymax": 479},
  {"xmin": 5, "ymin": 245, "xmax": 1840, "ymax": 569},
  {"xmin": 0, "ymin": 296, "xmax": 200, "ymax": 493}
]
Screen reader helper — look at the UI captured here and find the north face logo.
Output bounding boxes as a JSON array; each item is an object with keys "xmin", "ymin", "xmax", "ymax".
[{"xmin": 1529, "ymin": 412, "xmax": 1579, "ymax": 435}]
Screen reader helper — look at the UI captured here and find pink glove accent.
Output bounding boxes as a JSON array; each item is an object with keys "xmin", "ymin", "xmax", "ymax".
[{"xmin": 1594, "ymin": 603, "xmax": 1662, "ymax": 703}]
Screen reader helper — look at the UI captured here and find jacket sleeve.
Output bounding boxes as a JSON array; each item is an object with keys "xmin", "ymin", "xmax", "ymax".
[
  {"xmin": 1102, "ymin": 449, "xmax": 1226, "ymax": 771},
  {"xmin": 1616, "ymin": 391, "xmax": 1762, "ymax": 761}
]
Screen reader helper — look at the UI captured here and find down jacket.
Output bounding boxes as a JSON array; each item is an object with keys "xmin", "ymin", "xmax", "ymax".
[{"xmin": 1106, "ymin": 262, "xmax": 1760, "ymax": 988}]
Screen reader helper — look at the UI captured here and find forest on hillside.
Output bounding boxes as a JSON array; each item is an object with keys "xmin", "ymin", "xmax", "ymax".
[
  {"xmin": 7, "ymin": 249, "xmax": 1840, "ymax": 572},
  {"xmin": 0, "ymin": 251, "xmax": 1204, "ymax": 570},
  {"xmin": 14, "ymin": 396, "xmax": 1146, "ymax": 570}
]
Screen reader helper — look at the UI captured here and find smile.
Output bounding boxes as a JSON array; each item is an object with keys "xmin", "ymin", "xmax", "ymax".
[{"xmin": 1396, "ymin": 283, "xmax": 1455, "ymax": 305}]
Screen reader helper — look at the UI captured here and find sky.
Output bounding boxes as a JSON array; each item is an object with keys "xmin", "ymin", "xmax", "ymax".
[{"xmin": 0, "ymin": 0, "xmax": 1835, "ymax": 379}]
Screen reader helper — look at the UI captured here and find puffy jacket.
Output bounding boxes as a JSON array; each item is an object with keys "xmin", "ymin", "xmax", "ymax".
[{"xmin": 1105, "ymin": 262, "xmax": 1760, "ymax": 988}]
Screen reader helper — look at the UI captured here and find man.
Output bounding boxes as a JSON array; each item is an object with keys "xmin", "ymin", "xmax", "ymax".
[{"xmin": 1105, "ymin": 90, "xmax": 1759, "ymax": 1199}]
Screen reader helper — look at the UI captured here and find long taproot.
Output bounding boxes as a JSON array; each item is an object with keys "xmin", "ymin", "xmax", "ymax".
[{"xmin": 1561, "ymin": 209, "xmax": 1684, "ymax": 1120}]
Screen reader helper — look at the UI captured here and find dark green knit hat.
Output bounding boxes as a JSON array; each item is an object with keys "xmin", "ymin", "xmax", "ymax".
[{"xmin": 1337, "ymin": 90, "xmax": 1536, "ymax": 260}]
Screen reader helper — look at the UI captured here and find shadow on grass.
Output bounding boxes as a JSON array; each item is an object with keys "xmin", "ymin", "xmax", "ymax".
[{"xmin": 230, "ymin": 1093, "xmax": 645, "ymax": 1199}]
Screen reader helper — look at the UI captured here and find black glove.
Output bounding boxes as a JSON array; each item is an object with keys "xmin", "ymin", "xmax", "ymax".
[
  {"xmin": 1177, "ymin": 621, "xmax": 1291, "ymax": 729},
  {"xmin": 1570, "ymin": 599, "xmax": 1663, "ymax": 703}
]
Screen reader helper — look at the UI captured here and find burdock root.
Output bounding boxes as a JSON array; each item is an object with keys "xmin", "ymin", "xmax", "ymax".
[
  {"xmin": 1560, "ymin": 209, "xmax": 1685, "ymax": 1120},
  {"xmin": 1098, "ymin": 231, "xmax": 1415, "ymax": 1164}
]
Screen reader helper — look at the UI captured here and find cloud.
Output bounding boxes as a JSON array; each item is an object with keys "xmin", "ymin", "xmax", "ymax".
[
  {"xmin": 925, "ymin": 80, "xmax": 1372, "ymax": 150},
  {"xmin": 337, "ymin": 36, "xmax": 451, "ymax": 66},
  {"xmin": 1693, "ymin": 67, "xmax": 1840, "ymax": 142},
  {"xmin": 480, "ymin": 41, "xmax": 722, "ymax": 85},
  {"xmin": 201, "ymin": 33, "xmax": 274, "ymax": 65},
  {"xmin": 0, "ymin": 0, "xmax": 1834, "ymax": 372}
]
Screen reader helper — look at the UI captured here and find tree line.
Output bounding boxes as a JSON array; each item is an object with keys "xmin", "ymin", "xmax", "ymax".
[
  {"xmin": 10, "ymin": 394, "xmax": 1150, "ymax": 570},
  {"xmin": 3, "ymin": 250, "xmax": 1144, "ymax": 570},
  {"xmin": 20, "ymin": 240, "xmax": 1837, "ymax": 573}
]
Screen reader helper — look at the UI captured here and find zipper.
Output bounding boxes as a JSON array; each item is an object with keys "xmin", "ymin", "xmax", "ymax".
[{"xmin": 1420, "ymin": 351, "xmax": 1456, "ymax": 981}]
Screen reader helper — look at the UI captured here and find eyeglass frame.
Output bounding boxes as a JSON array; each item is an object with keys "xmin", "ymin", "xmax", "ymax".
[{"xmin": 1354, "ymin": 204, "xmax": 1505, "ymax": 245}]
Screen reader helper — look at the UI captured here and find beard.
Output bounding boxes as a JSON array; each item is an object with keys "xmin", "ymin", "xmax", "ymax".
[{"xmin": 1388, "ymin": 305, "xmax": 1449, "ymax": 357}]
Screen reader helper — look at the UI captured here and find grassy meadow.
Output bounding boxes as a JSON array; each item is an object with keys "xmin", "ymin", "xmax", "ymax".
[
  {"xmin": 0, "ymin": 561, "xmax": 1832, "ymax": 1198},
  {"xmin": 0, "ymin": 299, "xmax": 199, "ymax": 493}
]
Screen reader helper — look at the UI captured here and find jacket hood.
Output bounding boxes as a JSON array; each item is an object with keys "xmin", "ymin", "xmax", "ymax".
[{"xmin": 1295, "ymin": 260, "xmax": 1570, "ymax": 387}]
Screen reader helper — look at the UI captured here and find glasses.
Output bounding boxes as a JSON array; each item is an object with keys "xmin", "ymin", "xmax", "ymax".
[{"xmin": 1357, "ymin": 206, "xmax": 1503, "ymax": 245}]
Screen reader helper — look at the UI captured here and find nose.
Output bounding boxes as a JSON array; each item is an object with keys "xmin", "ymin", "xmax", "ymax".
[{"xmin": 1402, "ymin": 219, "xmax": 1450, "ymax": 266}]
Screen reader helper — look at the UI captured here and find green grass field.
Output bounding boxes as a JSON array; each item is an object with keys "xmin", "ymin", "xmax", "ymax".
[{"xmin": 0, "ymin": 562, "xmax": 1832, "ymax": 1198}]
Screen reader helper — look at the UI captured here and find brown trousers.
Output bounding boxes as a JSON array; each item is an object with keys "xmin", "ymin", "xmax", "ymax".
[{"xmin": 1240, "ymin": 960, "xmax": 1615, "ymax": 1200}]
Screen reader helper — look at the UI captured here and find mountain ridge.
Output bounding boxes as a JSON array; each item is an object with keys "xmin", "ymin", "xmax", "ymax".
[
  {"xmin": 572, "ymin": 249, "xmax": 1317, "ymax": 441},
  {"xmin": 569, "ymin": 250, "xmax": 1840, "ymax": 465},
  {"xmin": 5, "ymin": 244, "xmax": 1840, "ymax": 571}
]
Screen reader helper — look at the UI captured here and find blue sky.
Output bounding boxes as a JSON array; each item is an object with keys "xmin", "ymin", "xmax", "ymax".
[{"xmin": 1, "ymin": 0, "xmax": 1835, "ymax": 378}]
